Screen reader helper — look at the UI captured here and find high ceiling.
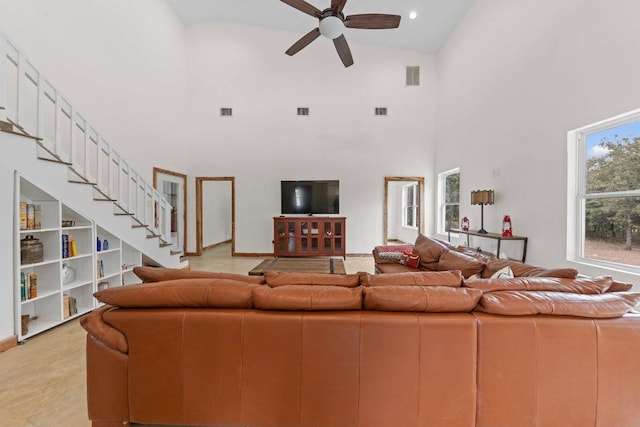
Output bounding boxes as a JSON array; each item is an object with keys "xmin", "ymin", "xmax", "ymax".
[{"xmin": 166, "ymin": 0, "xmax": 472, "ymax": 54}]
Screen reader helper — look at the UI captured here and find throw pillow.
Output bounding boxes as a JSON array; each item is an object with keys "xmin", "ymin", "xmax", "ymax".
[
  {"xmin": 399, "ymin": 251, "xmax": 421, "ymax": 268},
  {"xmin": 491, "ymin": 266, "xmax": 514, "ymax": 279}
]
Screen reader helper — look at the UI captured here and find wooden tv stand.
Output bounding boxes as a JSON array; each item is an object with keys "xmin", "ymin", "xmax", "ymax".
[{"xmin": 273, "ymin": 216, "xmax": 346, "ymax": 259}]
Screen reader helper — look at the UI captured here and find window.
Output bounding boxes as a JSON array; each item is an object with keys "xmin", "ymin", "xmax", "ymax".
[
  {"xmin": 374, "ymin": 107, "xmax": 388, "ymax": 116},
  {"xmin": 220, "ymin": 107, "xmax": 232, "ymax": 116},
  {"xmin": 437, "ymin": 168, "xmax": 460, "ymax": 234},
  {"xmin": 568, "ymin": 109, "xmax": 640, "ymax": 273},
  {"xmin": 402, "ymin": 183, "xmax": 418, "ymax": 228},
  {"xmin": 297, "ymin": 107, "xmax": 309, "ymax": 116}
]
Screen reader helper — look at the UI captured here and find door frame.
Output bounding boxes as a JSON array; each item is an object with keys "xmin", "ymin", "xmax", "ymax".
[
  {"xmin": 383, "ymin": 176, "xmax": 425, "ymax": 245},
  {"xmin": 195, "ymin": 176, "xmax": 235, "ymax": 256},
  {"xmin": 153, "ymin": 167, "xmax": 187, "ymax": 255}
]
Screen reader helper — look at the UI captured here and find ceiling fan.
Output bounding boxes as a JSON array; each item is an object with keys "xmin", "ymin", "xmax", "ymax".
[{"xmin": 280, "ymin": 0, "xmax": 401, "ymax": 68}]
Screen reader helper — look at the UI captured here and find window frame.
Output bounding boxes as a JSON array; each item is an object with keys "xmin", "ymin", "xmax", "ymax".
[
  {"xmin": 402, "ymin": 182, "xmax": 419, "ymax": 229},
  {"xmin": 567, "ymin": 108, "xmax": 640, "ymax": 275},
  {"xmin": 437, "ymin": 168, "xmax": 460, "ymax": 235}
]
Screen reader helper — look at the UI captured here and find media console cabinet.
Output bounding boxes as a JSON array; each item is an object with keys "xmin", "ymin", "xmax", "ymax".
[{"xmin": 273, "ymin": 217, "xmax": 346, "ymax": 259}]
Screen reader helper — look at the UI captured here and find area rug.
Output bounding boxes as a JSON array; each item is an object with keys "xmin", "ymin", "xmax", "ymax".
[{"xmin": 248, "ymin": 257, "xmax": 346, "ymax": 276}]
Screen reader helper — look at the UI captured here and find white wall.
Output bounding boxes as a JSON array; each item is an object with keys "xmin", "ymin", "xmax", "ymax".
[
  {"xmin": 0, "ymin": 0, "xmax": 189, "ymax": 183},
  {"xmin": 0, "ymin": 0, "xmax": 189, "ymax": 342},
  {"xmin": 435, "ymin": 0, "xmax": 640, "ymax": 283},
  {"xmin": 202, "ymin": 181, "xmax": 232, "ymax": 247},
  {"xmin": 185, "ymin": 21, "xmax": 437, "ymax": 254}
]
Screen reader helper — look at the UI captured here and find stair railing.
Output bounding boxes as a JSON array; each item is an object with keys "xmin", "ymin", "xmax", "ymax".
[{"xmin": 0, "ymin": 33, "xmax": 172, "ymax": 245}]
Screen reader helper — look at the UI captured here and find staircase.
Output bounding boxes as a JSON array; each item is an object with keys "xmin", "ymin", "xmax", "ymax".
[{"xmin": 0, "ymin": 33, "xmax": 183, "ymax": 269}]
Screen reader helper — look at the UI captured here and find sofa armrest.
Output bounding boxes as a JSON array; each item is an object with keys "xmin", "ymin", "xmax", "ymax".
[{"xmin": 372, "ymin": 244, "xmax": 414, "ymax": 264}]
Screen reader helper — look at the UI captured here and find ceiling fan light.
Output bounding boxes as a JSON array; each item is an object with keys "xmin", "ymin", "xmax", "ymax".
[{"xmin": 319, "ymin": 16, "xmax": 344, "ymax": 39}]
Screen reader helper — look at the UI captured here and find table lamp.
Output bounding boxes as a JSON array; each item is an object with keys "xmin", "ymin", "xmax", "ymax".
[{"xmin": 470, "ymin": 190, "xmax": 494, "ymax": 234}]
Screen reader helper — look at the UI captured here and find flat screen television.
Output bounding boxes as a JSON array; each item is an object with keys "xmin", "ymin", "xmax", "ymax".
[{"xmin": 281, "ymin": 180, "xmax": 339, "ymax": 215}]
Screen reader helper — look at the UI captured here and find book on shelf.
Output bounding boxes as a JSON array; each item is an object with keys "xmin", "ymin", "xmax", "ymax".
[
  {"xmin": 63, "ymin": 294, "xmax": 78, "ymax": 319},
  {"xmin": 20, "ymin": 272, "xmax": 38, "ymax": 301},
  {"xmin": 19, "ymin": 202, "xmax": 27, "ymax": 230},
  {"xmin": 21, "ymin": 203, "xmax": 41, "ymax": 230},
  {"xmin": 34, "ymin": 205, "xmax": 41, "ymax": 229},
  {"xmin": 62, "ymin": 234, "xmax": 69, "ymax": 258},
  {"xmin": 97, "ymin": 259, "xmax": 105, "ymax": 278}
]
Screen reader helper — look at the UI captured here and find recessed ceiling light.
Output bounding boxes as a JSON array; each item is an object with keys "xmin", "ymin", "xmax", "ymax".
[{"xmin": 409, "ymin": 11, "xmax": 417, "ymax": 20}]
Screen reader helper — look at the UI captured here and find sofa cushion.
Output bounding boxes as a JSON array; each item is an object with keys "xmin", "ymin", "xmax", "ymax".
[
  {"xmin": 412, "ymin": 234, "xmax": 448, "ymax": 270},
  {"xmin": 264, "ymin": 271, "xmax": 360, "ymax": 288},
  {"xmin": 375, "ymin": 263, "xmax": 423, "ymax": 274},
  {"xmin": 481, "ymin": 259, "xmax": 578, "ymax": 279},
  {"xmin": 437, "ymin": 250, "xmax": 485, "ymax": 279},
  {"xmin": 133, "ymin": 266, "xmax": 265, "ymax": 284},
  {"xmin": 363, "ymin": 286, "xmax": 482, "ymax": 312},
  {"xmin": 464, "ymin": 276, "xmax": 613, "ymax": 294},
  {"xmin": 94, "ymin": 278, "xmax": 255, "ymax": 308},
  {"xmin": 361, "ymin": 271, "xmax": 463, "ymax": 287},
  {"xmin": 609, "ymin": 279, "xmax": 634, "ymax": 292},
  {"xmin": 253, "ymin": 285, "xmax": 362, "ymax": 310},
  {"xmin": 475, "ymin": 290, "xmax": 640, "ymax": 318},
  {"xmin": 79, "ymin": 305, "xmax": 128, "ymax": 353}
]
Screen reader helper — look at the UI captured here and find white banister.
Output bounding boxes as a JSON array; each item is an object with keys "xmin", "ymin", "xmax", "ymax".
[{"xmin": 0, "ymin": 32, "xmax": 174, "ymax": 246}]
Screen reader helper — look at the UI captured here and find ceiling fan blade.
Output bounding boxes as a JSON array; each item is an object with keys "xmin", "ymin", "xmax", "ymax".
[
  {"xmin": 345, "ymin": 14, "xmax": 401, "ymax": 29},
  {"xmin": 280, "ymin": 0, "xmax": 322, "ymax": 18},
  {"xmin": 333, "ymin": 34, "xmax": 354, "ymax": 67},
  {"xmin": 285, "ymin": 28, "xmax": 321, "ymax": 56},
  {"xmin": 331, "ymin": 0, "xmax": 348, "ymax": 13}
]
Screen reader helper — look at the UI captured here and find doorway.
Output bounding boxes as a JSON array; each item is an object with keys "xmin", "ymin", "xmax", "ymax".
[
  {"xmin": 153, "ymin": 167, "xmax": 187, "ymax": 255},
  {"xmin": 384, "ymin": 176, "xmax": 425, "ymax": 245},
  {"xmin": 196, "ymin": 177, "xmax": 235, "ymax": 256}
]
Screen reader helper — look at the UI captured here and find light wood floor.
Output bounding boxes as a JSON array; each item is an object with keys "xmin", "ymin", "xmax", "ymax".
[{"xmin": 0, "ymin": 243, "xmax": 374, "ymax": 426}]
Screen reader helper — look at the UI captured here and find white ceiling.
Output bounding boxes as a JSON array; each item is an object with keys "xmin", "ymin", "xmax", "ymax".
[{"xmin": 166, "ymin": 0, "xmax": 471, "ymax": 54}]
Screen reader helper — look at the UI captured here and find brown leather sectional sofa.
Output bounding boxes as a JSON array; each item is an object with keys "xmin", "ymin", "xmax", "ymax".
[{"xmin": 81, "ymin": 264, "xmax": 640, "ymax": 427}]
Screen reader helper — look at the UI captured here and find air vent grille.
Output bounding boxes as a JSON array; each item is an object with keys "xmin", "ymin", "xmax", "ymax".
[
  {"xmin": 375, "ymin": 107, "xmax": 388, "ymax": 116},
  {"xmin": 297, "ymin": 107, "xmax": 309, "ymax": 116},
  {"xmin": 406, "ymin": 66, "xmax": 420, "ymax": 86},
  {"xmin": 220, "ymin": 108, "xmax": 233, "ymax": 117}
]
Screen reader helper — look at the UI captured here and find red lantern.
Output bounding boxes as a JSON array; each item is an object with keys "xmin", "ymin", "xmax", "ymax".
[
  {"xmin": 461, "ymin": 217, "xmax": 469, "ymax": 231},
  {"xmin": 502, "ymin": 215, "xmax": 513, "ymax": 237}
]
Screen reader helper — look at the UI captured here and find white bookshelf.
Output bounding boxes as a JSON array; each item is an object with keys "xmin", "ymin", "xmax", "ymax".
[{"xmin": 15, "ymin": 174, "xmax": 142, "ymax": 340}]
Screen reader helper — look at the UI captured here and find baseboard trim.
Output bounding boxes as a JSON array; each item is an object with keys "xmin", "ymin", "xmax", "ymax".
[{"xmin": 0, "ymin": 335, "xmax": 18, "ymax": 353}]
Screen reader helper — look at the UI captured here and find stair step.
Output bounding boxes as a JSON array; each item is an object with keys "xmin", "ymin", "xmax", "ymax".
[
  {"xmin": 131, "ymin": 224, "xmax": 149, "ymax": 229},
  {"xmin": 159, "ymin": 242, "xmax": 172, "ymax": 248},
  {"xmin": 68, "ymin": 179, "xmax": 97, "ymax": 185},
  {"xmin": 94, "ymin": 197, "xmax": 116, "ymax": 202},
  {"xmin": 2, "ymin": 120, "xmax": 42, "ymax": 141},
  {"xmin": 114, "ymin": 212, "xmax": 135, "ymax": 216},
  {"xmin": 37, "ymin": 156, "xmax": 73, "ymax": 166},
  {"xmin": 170, "ymin": 250, "xmax": 182, "ymax": 256},
  {"xmin": 147, "ymin": 234, "xmax": 160, "ymax": 239},
  {"xmin": 0, "ymin": 120, "xmax": 13, "ymax": 132}
]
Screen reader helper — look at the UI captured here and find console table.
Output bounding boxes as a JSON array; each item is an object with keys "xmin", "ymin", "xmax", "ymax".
[
  {"xmin": 448, "ymin": 228, "xmax": 528, "ymax": 263},
  {"xmin": 273, "ymin": 217, "xmax": 346, "ymax": 259}
]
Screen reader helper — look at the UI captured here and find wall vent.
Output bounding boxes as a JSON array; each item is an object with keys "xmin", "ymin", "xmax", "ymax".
[
  {"xmin": 297, "ymin": 107, "xmax": 310, "ymax": 116},
  {"xmin": 375, "ymin": 107, "xmax": 388, "ymax": 116},
  {"xmin": 220, "ymin": 108, "xmax": 233, "ymax": 117},
  {"xmin": 406, "ymin": 66, "xmax": 420, "ymax": 86}
]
